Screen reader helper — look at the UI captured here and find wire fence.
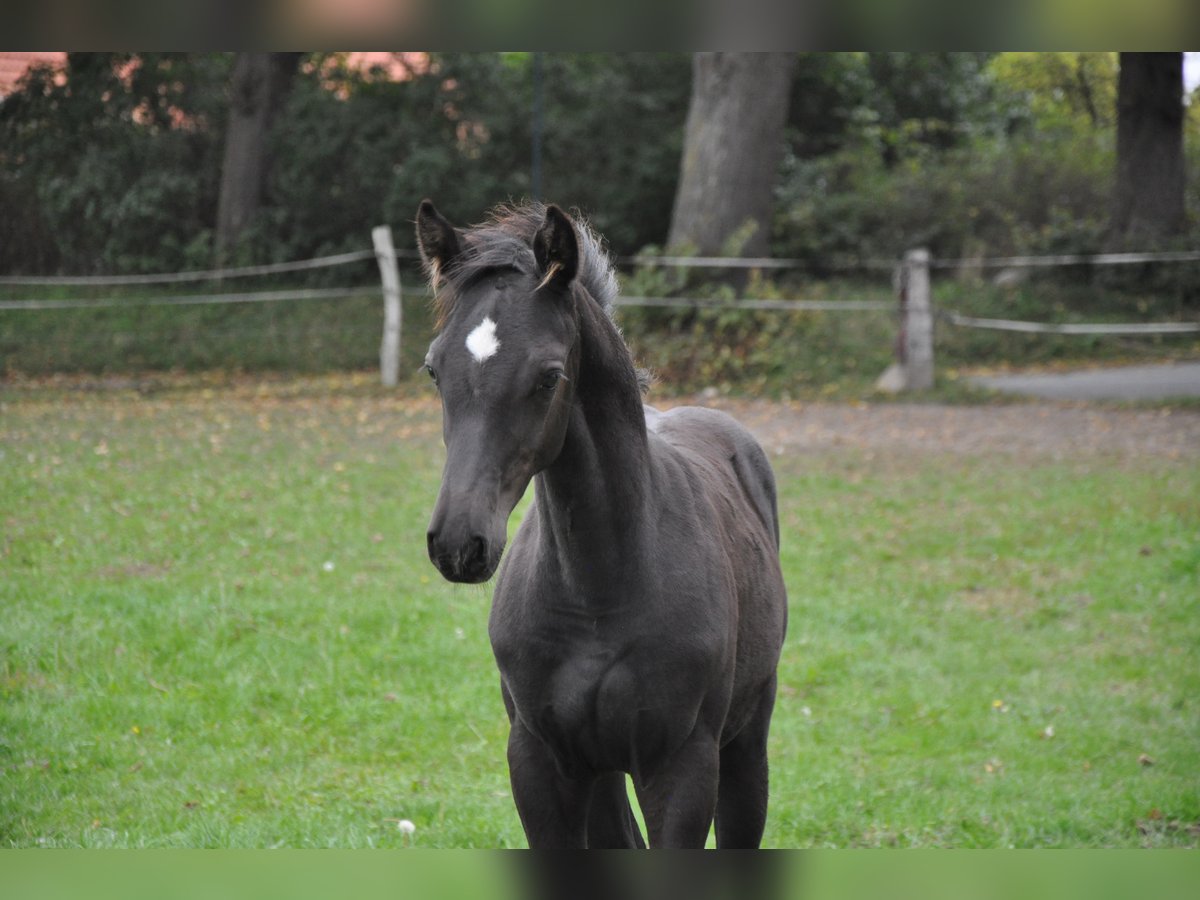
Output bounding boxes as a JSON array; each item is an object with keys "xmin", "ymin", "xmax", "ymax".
[
  {"xmin": 2, "ymin": 233, "xmax": 1197, "ymax": 386},
  {"xmin": 939, "ymin": 312, "xmax": 1200, "ymax": 335},
  {"xmin": 926, "ymin": 248, "xmax": 1200, "ymax": 339},
  {"xmin": 0, "ymin": 287, "xmax": 378, "ymax": 311},
  {"xmin": 0, "ymin": 249, "xmax": 380, "ymax": 287}
]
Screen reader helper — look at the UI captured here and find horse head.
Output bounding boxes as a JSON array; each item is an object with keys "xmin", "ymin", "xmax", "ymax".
[{"xmin": 417, "ymin": 200, "xmax": 583, "ymax": 583}]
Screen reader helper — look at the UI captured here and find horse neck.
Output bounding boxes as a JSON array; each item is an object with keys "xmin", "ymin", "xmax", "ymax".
[{"xmin": 534, "ymin": 293, "xmax": 651, "ymax": 582}]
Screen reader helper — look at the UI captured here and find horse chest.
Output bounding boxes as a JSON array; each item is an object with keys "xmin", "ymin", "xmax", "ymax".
[{"xmin": 493, "ymin": 616, "xmax": 708, "ymax": 772}]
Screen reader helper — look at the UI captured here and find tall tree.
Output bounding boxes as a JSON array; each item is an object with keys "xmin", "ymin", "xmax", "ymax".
[
  {"xmin": 667, "ymin": 53, "xmax": 796, "ymax": 257},
  {"xmin": 1112, "ymin": 52, "xmax": 1186, "ymax": 245},
  {"xmin": 215, "ymin": 52, "xmax": 301, "ymax": 261}
]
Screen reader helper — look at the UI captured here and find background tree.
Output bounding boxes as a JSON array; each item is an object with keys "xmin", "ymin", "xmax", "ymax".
[
  {"xmin": 989, "ymin": 52, "xmax": 1118, "ymax": 133},
  {"xmin": 214, "ymin": 52, "xmax": 302, "ymax": 262},
  {"xmin": 864, "ymin": 52, "xmax": 998, "ymax": 165},
  {"xmin": 1111, "ymin": 52, "xmax": 1186, "ymax": 245},
  {"xmin": 667, "ymin": 53, "xmax": 796, "ymax": 257},
  {"xmin": 0, "ymin": 53, "xmax": 228, "ymax": 274}
]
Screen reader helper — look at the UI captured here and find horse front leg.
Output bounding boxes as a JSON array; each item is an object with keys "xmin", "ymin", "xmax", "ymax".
[
  {"xmin": 506, "ymin": 718, "xmax": 593, "ymax": 848},
  {"xmin": 715, "ymin": 675, "xmax": 777, "ymax": 848},
  {"xmin": 633, "ymin": 731, "xmax": 720, "ymax": 848}
]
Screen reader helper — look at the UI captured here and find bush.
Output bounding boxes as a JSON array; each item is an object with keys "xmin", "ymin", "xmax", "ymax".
[{"xmin": 772, "ymin": 129, "xmax": 1116, "ymax": 265}]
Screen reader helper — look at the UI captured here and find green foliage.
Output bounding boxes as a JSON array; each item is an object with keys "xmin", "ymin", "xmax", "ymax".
[
  {"xmin": 0, "ymin": 53, "xmax": 230, "ymax": 275},
  {"xmin": 616, "ymin": 268, "xmax": 895, "ymax": 395},
  {"xmin": 774, "ymin": 51, "xmax": 1200, "ymax": 272},
  {"xmin": 0, "ymin": 53, "xmax": 690, "ymax": 275},
  {"xmin": 3, "ymin": 52, "xmax": 1197, "ymax": 392},
  {"xmin": 774, "ymin": 128, "xmax": 1115, "ymax": 264},
  {"xmin": 990, "ymin": 52, "xmax": 1119, "ymax": 133},
  {"xmin": 863, "ymin": 52, "xmax": 1006, "ymax": 159}
]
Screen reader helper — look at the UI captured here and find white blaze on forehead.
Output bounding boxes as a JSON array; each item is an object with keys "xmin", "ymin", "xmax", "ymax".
[{"xmin": 465, "ymin": 316, "xmax": 500, "ymax": 363}]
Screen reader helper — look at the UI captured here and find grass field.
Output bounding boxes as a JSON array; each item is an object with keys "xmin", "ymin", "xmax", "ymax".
[{"xmin": 2, "ymin": 377, "xmax": 1197, "ymax": 848}]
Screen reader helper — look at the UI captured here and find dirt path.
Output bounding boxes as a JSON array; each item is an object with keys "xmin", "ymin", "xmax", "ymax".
[
  {"xmin": 970, "ymin": 362, "xmax": 1200, "ymax": 402},
  {"xmin": 4, "ymin": 373, "xmax": 1198, "ymax": 462},
  {"xmin": 669, "ymin": 398, "xmax": 1200, "ymax": 461}
]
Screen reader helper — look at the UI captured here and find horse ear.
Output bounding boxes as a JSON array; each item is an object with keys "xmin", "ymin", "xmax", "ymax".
[
  {"xmin": 533, "ymin": 204, "xmax": 578, "ymax": 293},
  {"xmin": 415, "ymin": 200, "xmax": 462, "ymax": 285}
]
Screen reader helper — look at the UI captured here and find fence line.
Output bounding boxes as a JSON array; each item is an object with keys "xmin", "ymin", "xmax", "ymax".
[
  {"xmin": 5, "ymin": 233, "xmax": 1197, "ymax": 390},
  {"xmin": 881, "ymin": 246, "xmax": 1200, "ymax": 394},
  {"xmin": 617, "ymin": 253, "xmax": 897, "ymax": 272},
  {"xmin": 4, "ymin": 245, "xmax": 1196, "ymax": 289},
  {"xmin": 930, "ymin": 249, "xmax": 1200, "ymax": 270},
  {"xmin": 940, "ymin": 312, "xmax": 1200, "ymax": 336},
  {"xmin": 0, "ymin": 287, "xmax": 374, "ymax": 311},
  {"xmin": 613, "ymin": 296, "xmax": 893, "ymax": 312},
  {"xmin": 0, "ymin": 250, "xmax": 379, "ymax": 287}
]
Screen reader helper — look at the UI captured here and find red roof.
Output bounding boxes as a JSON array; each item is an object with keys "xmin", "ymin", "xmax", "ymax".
[{"xmin": 0, "ymin": 51, "xmax": 66, "ymax": 95}]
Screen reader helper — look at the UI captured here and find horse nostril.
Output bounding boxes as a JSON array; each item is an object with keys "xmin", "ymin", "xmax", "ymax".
[
  {"xmin": 467, "ymin": 534, "xmax": 487, "ymax": 561},
  {"xmin": 458, "ymin": 534, "xmax": 491, "ymax": 581}
]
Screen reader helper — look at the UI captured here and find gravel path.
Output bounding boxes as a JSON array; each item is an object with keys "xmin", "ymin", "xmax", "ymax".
[
  {"xmin": 5, "ymin": 373, "xmax": 1198, "ymax": 462},
  {"xmin": 670, "ymin": 398, "xmax": 1200, "ymax": 461},
  {"xmin": 970, "ymin": 362, "xmax": 1200, "ymax": 402}
]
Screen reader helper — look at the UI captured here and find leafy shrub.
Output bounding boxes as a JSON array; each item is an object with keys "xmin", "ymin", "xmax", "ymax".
[{"xmin": 773, "ymin": 129, "xmax": 1116, "ymax": 266}]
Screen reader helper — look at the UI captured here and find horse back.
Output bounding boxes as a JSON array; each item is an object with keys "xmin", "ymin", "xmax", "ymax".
[{"xmin": 645, "ymin": 404, "xmax": 782, "ymax": 552}]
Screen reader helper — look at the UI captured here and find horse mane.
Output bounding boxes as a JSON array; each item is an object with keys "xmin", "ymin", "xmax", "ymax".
[{"xmin": 431, "ymin": 202, "xmax": 620, "ymax": 327}]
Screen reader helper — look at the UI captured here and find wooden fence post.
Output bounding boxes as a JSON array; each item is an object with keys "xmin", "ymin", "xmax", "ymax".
[
  {"xmin": 902, "ymin": 247, "xmax": 934, "ymax": 391},
  {"xmin": 373, "ymin": 225, "xmax": 402, "ymax": 387}
]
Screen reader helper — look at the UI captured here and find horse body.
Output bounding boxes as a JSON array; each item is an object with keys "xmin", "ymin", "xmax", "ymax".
[{"xmin": 417, "ymin": 200, "xmax": 787, "ymax": 848}]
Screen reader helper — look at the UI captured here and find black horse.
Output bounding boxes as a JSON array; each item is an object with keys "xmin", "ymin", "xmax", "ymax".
[{"xmin": 418, "ymin": 200, "xmax": 788, "ymax": 848}]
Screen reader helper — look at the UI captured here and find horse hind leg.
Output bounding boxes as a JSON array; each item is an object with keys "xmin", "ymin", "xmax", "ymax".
[
  {"xmin": 586, "ymin": 772, "xmax": 645, "ymax": 848},
  {"xmin": 715, "ymin": 676, "xmax": 777, "ymax": 849}
]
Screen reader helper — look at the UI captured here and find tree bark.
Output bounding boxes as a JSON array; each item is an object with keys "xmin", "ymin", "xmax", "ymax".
[
  {"xmin": 1112, "ymin": 52, "xmax": 1186, "ymax": 245},
  {"xmin": 667, "ymin": 53, "xmax": 796, "ymax": 257},
  {"xmin": 215, "ymin": 52, "xmax": 301, "ymax": 262}
]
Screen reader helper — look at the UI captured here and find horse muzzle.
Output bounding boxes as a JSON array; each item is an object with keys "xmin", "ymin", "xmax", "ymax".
[
  {"xmin": 426, "ymin": 438, "xmax": 525, "ymax": 585},
  {"xmin": 426, "ymin": 523, "xmax": 504, "ymax": 584}
]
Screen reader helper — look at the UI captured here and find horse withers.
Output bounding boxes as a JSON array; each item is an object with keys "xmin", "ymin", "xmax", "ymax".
[{"xmin": 417, "ymin": 200, "xmax": 788, "ymax": 848}]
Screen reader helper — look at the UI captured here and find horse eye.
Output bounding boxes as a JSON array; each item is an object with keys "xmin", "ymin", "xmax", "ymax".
[
  {"xmin": 538, "ymin": 370, "xmax": 564, "ymax": 392},
  {"xmin": 424, "ymin": 365, "xmax": 439, "ymax": 386}
]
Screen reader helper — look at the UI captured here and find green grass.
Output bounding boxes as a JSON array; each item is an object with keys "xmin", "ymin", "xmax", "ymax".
[{"xmin": 1, "ymin": 378, "xmax": 1197, "ymax": 847}]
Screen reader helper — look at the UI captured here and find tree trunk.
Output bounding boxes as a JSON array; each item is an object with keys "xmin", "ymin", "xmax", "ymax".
[
  {"xmin": 215, "ymin": 52, "xmax": 301, "ymax": 262},
  {"xmin": 667, "ymin": 53, "xmax": 796, "ymax": 258},
  {"xmin": 1112, "ymin": 52, "xmax": 1186, "ymax": 246}
]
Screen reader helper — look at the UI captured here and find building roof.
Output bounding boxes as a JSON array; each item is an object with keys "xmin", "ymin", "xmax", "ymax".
[{"xmin": 0, "ymin": 51, "xmax": 66, "ymax": 95}]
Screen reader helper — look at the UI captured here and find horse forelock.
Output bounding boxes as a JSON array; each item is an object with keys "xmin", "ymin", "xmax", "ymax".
[{"xmin": 432, "ymin": 202, "xmax": 619, "ymax": 331}]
